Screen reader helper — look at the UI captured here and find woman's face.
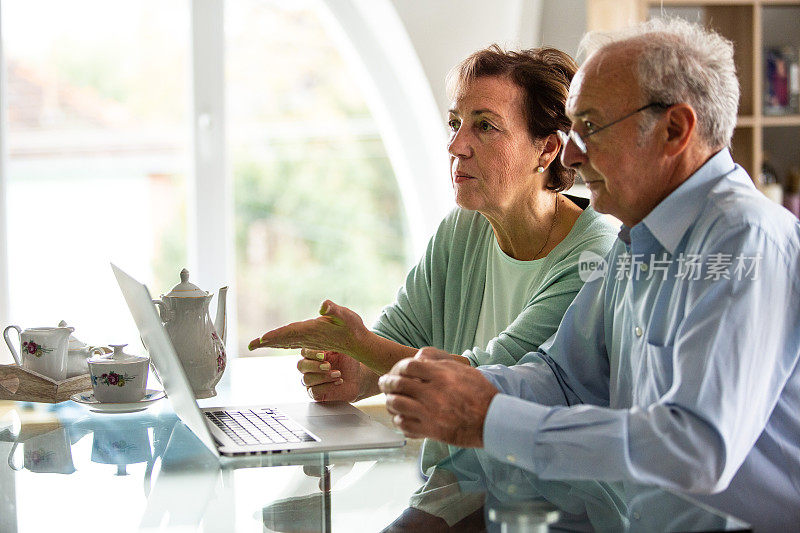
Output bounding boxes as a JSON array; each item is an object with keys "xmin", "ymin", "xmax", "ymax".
[{"xmin": 447, "ymin": 76, "xmax": 545, "ymax": 216}]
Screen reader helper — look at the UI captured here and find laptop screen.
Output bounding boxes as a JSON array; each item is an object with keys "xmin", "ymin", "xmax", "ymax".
[{"xmin": 112, "ymin": 263, "xmax": 220, "ymax": 456}]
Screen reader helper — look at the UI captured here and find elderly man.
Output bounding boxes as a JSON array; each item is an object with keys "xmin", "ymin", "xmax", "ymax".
[{"xmin": 379, "ymin": 17, "xmax": 800, "ymax": 532}]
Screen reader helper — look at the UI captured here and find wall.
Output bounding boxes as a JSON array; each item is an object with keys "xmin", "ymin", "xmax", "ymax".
[{"xmin": 392, "ymin": 0, "xmax": 587, "ymax": 117}]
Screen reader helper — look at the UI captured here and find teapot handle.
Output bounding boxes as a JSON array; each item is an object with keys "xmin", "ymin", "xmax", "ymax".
[
  {"xmin": 3, "ymin": 325, "xmax": 22, "ymax": 365},
  {"xmin": 152, "ymin": 300, "xmax": 168, "ymax": 323}
]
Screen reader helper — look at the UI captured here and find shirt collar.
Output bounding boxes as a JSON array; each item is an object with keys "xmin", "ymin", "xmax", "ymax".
[{"xmin": 629, "ymin": 149, "xmax": 738, "ymax": 254}]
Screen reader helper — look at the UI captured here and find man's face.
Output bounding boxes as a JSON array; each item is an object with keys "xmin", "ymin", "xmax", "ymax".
[{"xmin": 562, "ymin": 48, "xmax": 668, "ymax": 227}]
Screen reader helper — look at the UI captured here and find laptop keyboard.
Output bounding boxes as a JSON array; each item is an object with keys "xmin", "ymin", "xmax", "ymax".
[{"xmin": 205, "ymin": 408, "xmax": 317, "ymax": 446}]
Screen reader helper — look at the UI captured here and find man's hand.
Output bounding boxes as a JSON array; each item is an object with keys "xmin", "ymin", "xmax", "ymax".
[{"xmin": 379, "ymin": 347, "xmax": 499, "ymax": 447}]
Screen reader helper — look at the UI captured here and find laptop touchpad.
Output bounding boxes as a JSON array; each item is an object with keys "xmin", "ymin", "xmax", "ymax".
[{"xmin": 306, "ymin": 414, "xmax": 371, "ymax": 429}]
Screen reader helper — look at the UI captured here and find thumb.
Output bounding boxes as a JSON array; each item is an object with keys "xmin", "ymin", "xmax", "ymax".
[
  {"xmin": 415, "ymin": 347, "xmax": 453, "ymax": 361},
  {"xmin": 319, "ymin": 300, "xmax": 346, "ymax": 326}
]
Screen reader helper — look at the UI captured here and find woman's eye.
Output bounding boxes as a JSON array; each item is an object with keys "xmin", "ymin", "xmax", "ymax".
[
  {"xmin": 448, "ymin": 119, "xmax": 460, "ymax": 131},
  {"xmin": 478, "ymin": 120, "xmax": 495, "ymax": 132}
]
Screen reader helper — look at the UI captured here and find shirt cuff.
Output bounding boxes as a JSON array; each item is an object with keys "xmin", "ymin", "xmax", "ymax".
[
  {"xmin": 462, "ymin": 349, "xmax": 478, "ymax": 367},
  {"xmin": 483, "ymin": 392, "xmax": 551, "ymax": 471}
]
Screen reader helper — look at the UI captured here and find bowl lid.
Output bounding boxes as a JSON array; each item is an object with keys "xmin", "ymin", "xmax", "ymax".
[
  {"xmin": 88, "ymin": 344, "xmax": 148, "ymax": 364},
  {"xmin": 164, "ymin": 268, "xmax": 207, "ymax": 298}
]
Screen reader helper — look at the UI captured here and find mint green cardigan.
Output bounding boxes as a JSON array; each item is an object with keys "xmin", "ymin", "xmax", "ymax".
[{"xmin": 372, "ymin": 201, "xmax": 618, "ymax": 366}]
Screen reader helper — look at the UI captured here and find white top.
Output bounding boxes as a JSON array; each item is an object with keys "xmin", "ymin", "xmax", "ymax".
[{"xmin": 473, "ymin": 237, "xmax": 546, "ymax": 350}]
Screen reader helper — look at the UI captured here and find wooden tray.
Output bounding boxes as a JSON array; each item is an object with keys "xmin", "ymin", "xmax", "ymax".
[{"xmin": 0, "ymin": 364, "xmax": 92, "ymax": 403}]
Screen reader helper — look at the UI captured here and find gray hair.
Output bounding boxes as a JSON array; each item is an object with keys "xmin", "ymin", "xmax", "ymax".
[{"xmin": 578, "ymin": 17, "xmax": 739, "ymax": 149}]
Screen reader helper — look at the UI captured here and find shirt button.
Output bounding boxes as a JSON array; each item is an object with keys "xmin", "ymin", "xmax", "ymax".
[
  {"xmin": 640, "ymin": 263, "xmax": 648, "ymax": 271},
  {"xmin": 635, "ymin": 326, "xmax": 643, "ymax": 337},
  {"xmin": 506, "ymin": 454, "xmax": 516, "ymax": 463},
  {"xmin": 508, "ymin": 484, "xmax": 517, "ymax": 494},
  {"xmin": 633, "ymin": 512, "xmax": 641, "ymax": 520}
]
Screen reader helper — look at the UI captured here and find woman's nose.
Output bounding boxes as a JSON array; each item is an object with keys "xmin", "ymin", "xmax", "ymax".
[{"xmin": 448, "ymin": 128, "xmax": 472, "ymax": 158}]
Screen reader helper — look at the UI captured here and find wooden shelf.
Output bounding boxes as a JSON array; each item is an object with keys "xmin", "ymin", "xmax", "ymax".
[
  {"xmin": 737, "ymin": 115, "xmax": 757, "ymax": 127},
  {"xmin": 762, "ymin": 115, "xmax": 800, "ymax": 126},
  {"xmin": 653, "ymin": 1, "xmax": 760, "ymax": 6},
  {"xmin": 588, "ymin": 0, "xmax": 800, "ymax": 181}
]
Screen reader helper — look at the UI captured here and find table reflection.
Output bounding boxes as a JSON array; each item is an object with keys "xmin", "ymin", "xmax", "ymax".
[
  {"xmin": 0, "ymin": 376, "xmax": 752, "ymax": 532},
  {"xmin": 381, "ymin": 446, "xmax": 751, "ymax": 532}
]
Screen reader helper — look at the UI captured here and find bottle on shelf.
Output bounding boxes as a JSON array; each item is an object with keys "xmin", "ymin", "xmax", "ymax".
[
  {"xmin": 765, "ymin": 47, "xmax": 800, "ymax": 115},
  {"xmin": 783, "ymin": 168, "xmax": 800, "ymax": 219},
  {"xmin": 758, "ymin": 154, "xmax": 783, "ymax": 205}
]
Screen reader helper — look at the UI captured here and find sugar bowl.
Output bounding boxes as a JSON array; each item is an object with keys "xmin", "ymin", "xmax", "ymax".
[{"xmin": 88, "ymin": 344, "xmax": 149, "ymax": 403}]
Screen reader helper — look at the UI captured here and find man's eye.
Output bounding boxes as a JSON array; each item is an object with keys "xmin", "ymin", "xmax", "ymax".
[
  {"xmin": 448, "ymin": 119, "xmax": 460, "ymax": 131},
  {"xmin": 478, "ymin": 120, "xmax": 495, "ymax": 132},
  {"xmin": 582, "ymin": 120, "xmax": 596, "ymax": 133}
]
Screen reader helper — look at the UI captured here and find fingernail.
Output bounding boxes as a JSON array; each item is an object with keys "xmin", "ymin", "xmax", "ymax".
[
  {"xmin": 330, "ymin": 370, "xmax": 341, "ymax": 378},
  {"xmin": 319, "ymin": 302, "xmax": 329, "ymax": 315},
  {"xmin": 316, "ymin": 352, "xmax": 325, "ymax": 361},
  {"xmin": 320, "ymin": 363, "xmax": 331, "ymax": 371},
  {"xmin": 334, "ymin": 379, "xmax": 343, "ymax": 385}
]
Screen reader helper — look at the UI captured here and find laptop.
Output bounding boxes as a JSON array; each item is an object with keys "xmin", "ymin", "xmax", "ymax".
[{"xmin": 111, "ymin": 264, "xmax": 405, "ymax": 458}]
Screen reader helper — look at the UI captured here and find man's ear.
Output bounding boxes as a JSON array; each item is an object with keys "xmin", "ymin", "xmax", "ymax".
[{"xmin": 663, "ymin": 103, "xmax": 696, "ymax": 156}]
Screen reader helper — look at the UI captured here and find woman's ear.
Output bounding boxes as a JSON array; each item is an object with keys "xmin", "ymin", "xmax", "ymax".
[
  {"xmin": 663, "ymin": 103, "xmax": 696, "ymax": 156},
  {"xmin": 538, "ymin": 133, "xmax": 561, "ymax": 168}
]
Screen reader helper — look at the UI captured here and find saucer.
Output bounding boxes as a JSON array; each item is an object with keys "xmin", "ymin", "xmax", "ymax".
[{"xmin": 70, "ymin": 389, "xmax": 166, "ymax": 413}]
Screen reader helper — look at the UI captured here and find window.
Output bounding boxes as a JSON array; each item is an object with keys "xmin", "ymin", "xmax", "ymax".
[
  {"xmin": 1, "ymin": 0, "xmax": 410, "ymax": 355},
  {"xmin": 226, "ymin": 1, "xmax": 407, "ymax": 355},
  {"xmin": 2, "ymin": 0, "xmax": 189, "ymax": 345}
]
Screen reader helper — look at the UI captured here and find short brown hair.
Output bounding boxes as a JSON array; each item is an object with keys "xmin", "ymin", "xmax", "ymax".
[{"xmin": 447, "ymin": 45, "xmax": 577, "ymax": 192}]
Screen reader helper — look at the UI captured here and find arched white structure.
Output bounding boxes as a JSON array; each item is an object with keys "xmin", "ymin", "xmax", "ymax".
[
  {"xmin": 318, "ymin": 0, "xmax": 453, "ymax": 260},
  {"xmin": 318, "ymin": 0, "xmax": 558, "ymax": 260}
]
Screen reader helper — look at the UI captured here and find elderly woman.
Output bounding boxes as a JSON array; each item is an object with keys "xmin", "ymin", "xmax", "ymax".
[{"xmin": 249, "ymin": 45, "xmax": 616, "ymax": 403}]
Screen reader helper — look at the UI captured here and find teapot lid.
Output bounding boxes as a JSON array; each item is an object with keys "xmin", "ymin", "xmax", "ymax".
[
  {"xmin": 165, "ymin": 268, "xmax": 207, "ymax": 298},
  {"xmin": 88, "ymin": 344, "xmax": 148, "ymax": 365}
]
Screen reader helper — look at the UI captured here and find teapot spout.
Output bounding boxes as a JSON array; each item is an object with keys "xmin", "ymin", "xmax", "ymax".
[{"xmin": 214, "ymin": 287, "xmax": 228, "ymax": 345}]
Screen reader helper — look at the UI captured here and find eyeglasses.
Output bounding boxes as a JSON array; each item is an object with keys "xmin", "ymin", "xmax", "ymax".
[{"xmin": 557, "ymin": 102, "xmax": 673, "ymax": 154}]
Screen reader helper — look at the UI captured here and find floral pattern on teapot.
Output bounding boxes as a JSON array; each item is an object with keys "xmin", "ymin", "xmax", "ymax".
[{"xmin": 213, "ymin": 332, "xmax": 226, "ymax": 374}]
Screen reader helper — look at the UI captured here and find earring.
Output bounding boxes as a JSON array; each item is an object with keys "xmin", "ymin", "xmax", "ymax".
[{"xmin": 536, "ymin": 166, "xmax": 545, "ymax": 173}]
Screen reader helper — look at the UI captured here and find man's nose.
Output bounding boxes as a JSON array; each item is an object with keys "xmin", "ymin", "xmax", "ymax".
[{"xmin": 560, "ymin": 136, "xmax": 586, "ymax": 169}]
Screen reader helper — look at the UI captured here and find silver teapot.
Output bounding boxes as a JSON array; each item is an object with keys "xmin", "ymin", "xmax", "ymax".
[{"xmin": 152, "ymin": 269, "xmax": 227, "ymax": 398}]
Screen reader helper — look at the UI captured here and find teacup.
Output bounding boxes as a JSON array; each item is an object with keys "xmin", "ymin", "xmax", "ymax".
[
  {"xmin": 3, "ymin": 325, "xmax": 74, "ymax": 381},
  {"xmin": 88, "ymin": 344, "xmax": 149, "ymax": 403}
]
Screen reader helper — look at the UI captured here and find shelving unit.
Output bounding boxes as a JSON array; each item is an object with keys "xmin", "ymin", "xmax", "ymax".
[{"xmin": 587, "ymin": 0, "xmax": 800, "ymax": 182}]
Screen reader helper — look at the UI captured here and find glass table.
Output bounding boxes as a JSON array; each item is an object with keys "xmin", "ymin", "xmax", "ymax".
[{"xmin": 0, "ymin": 356, "xmax": 751, "ymax": 532}]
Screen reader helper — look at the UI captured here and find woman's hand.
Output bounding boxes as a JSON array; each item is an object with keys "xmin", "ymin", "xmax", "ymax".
[
  {"xmin": 297, "ymin": 349, "xmax": 367, "ymax": 402},
  {"xmin": 248, "ymin": 300, "xmax": 369, "ymax": 356}
]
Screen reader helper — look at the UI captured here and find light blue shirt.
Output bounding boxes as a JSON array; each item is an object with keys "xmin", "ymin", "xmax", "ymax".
[{"xmin": 479, "ymin": 149, "xmax": 800, "ymax": 532}]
